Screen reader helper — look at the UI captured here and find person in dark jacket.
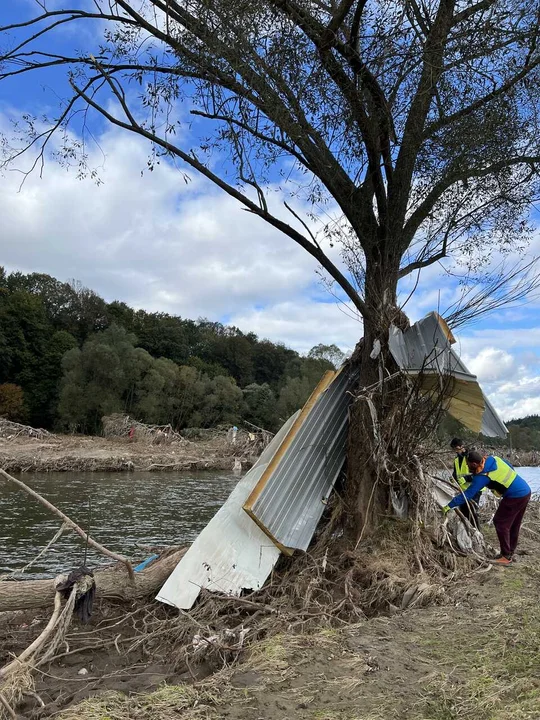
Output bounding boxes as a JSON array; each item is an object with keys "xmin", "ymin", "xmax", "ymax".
[
  {"xmin": 450, "ymin": 438, "xmax": 481, "ymax": 529},
  {"xmin": 444, "ymin": 451, "xmax": 531, "ymax": 565}
]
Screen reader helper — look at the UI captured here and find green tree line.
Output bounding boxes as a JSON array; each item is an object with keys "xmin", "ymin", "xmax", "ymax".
[
  {"xmin": 439, "ymin": 414, "xmax": 540, "ymax": 454},
  {"xmin": 0, "ymin": 268, "xmax": 344, "ymax": 433}
]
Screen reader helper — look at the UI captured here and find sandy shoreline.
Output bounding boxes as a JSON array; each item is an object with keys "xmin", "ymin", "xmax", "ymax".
[{"xmin": 0, "ymin": 433, "xmax": 247, "ymax": 474}]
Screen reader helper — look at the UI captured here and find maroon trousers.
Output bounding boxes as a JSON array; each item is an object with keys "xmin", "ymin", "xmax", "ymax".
[{"xmin": 493, "ymin": 493, "xmax": 531, "ymax": 558}]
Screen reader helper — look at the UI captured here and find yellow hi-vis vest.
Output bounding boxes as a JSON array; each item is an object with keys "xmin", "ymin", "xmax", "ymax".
[
  {"xmin": 454, "ymin": 455, "xmax": 470, "ymax": 490},
  {"xmin": 484, "ymin": 456, "xmax": 518, "ymax": 497}
]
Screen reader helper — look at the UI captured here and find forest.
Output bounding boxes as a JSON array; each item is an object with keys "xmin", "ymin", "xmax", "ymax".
[
  {"xmin": 2, "ymin": 266, "xmax": 538, "ymax": 449},
  {"xmin": 0, "ymin": 267, "xmax": 341, "ymax": 433}
]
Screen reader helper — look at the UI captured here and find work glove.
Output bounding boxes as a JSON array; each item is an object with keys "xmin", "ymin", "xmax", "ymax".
[{"xmin": 441, "ymin": 505, "xmax": 451, "ymax": 515}]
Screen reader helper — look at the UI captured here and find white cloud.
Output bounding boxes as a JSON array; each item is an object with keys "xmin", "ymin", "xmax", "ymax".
[
  {"xmin": 0, "ymin": 122, "xmax": 356, "ymax": 349},
  {"xmin": 230, "ymin": 300, "xmax": 362, "ymax": 356},
  {"xmin": 464, "ymin": 347, "xmax": 516, "ymax": 382},
  {"xmin": 486, "ymin": 374, "xmax": 540, "ymax": 421},
  {"xmin": 457, "ymin": 339, "xmax": 540, "ymax": 420}
]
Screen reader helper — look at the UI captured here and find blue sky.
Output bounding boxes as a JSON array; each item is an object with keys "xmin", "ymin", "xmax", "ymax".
[{"xmin": 1, "ymin": 0, "xmax": 540, "ymax": 421}]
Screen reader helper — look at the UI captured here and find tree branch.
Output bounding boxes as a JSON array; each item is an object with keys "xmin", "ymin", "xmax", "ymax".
[
  {"xmin": 266, "ymin": 0, "xmax": 390, "ymax": 212},
  {"xmin": 444, "ymin": 258, "xmax": 540, "ymax": 329},
  {"xmin": 349, "ymin": 0, "xmax": 368, "ymax": 51},
  {"xmin": 426, "ymin": 55, "xmax": 540, "ymax": 136},
  {"xmin": 326, "ymin": 0, "xmax": 356, "ymax": 37},
  {"xmin": 403, "ymin": 154, "xmax": 540, "ymax": 244},
  {"xmin": 69, "ymin": 75, "xmax": 368, "ymax": 317},
  {"xmin": 452, "ymin": 0, "xmax": 497, "ymax": 26},
  {"xmin": 398, "ymin": 235, "xmax": 448, "ymax": 279},
  {"xmin": 190, "ymin": 109, "xmax": 310, "ymax": 169},
  {"xmin": 391, "ymin": 0, "xmax": 456, "ymax": 235}
]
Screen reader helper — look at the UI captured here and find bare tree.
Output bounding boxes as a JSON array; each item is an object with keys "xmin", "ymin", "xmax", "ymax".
[{"xmin": 2, "ymin": 0, "xmax": 540, "ymax": 534}]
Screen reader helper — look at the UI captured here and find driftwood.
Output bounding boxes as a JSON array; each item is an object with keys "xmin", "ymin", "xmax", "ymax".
[
  {"xmin": 101, "ymin": 413, "xmax": 184, "ymax": 443},
  {"xmin": 0, "ymin": 548, "xmax": 186, "ymax": 613},
  {"xmin": 0, "ymin": 469, "xmax": 134, "ymax": 580},
  {"xmin": 0, "ymin": 592, "xmax": 64, "ymax": 679},
  {"xmin": 0, "ymin": 419, "xmax": 52, "ymax": 441}
]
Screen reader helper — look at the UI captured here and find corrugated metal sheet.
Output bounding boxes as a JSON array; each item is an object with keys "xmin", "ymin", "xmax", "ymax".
[
  {"xmin": 156, "ymin": 411, "xmax": 300, "ymax": 610},
  {"xmin": 388, "ymin": 312, "xmax": 507, "ymax": 438},
  {"xmin": 243, "ymin": 364, "xmax": 358, "ymax": 551}
]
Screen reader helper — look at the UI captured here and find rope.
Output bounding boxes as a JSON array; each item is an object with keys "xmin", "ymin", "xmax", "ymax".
[
  {"xmin": 0, "ymin": 524, "xmax": 66, "ymax": 581},
  {"xmin": 37, "ymin": 586, "xmax": 77, "ymax": 666}
]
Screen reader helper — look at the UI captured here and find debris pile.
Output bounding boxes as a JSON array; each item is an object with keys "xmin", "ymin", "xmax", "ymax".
[
  {"xmin": 101, "ymin": 414, "xmax": 184, "ymax": 444},
  {"xmin": 0, "ymin": 419, "xmax": 52, "ymax": 441}
]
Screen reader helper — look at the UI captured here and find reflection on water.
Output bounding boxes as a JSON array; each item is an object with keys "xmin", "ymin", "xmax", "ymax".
[{"xmin": 0, "ymin": 470, "xmax": 238, "ymax": 578}]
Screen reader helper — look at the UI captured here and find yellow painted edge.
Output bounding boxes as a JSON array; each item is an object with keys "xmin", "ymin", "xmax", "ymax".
[
  {"xmin": 243, "ymin": 369, "xmax": 336, "ymax": 513},
  {"xmin": 434, "ymin": 311, "xmax": 456, "ymax": 345},
  {"xmin": 243, "ymin": 506, "xmax": 295, "ymax": 556},
  {"xmin": 242, "ymin": 368, "xmax": 337, "ymax": 552}
]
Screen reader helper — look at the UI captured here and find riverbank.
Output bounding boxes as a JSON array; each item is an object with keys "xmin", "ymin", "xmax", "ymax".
[
  {"xmin": 2, "ymin": 517, "xmax": 539, "ymax": 720},
  {"xmin": 209, "ymin": 543, "xmax": 540, "ymax": 720},
  {"xmin": 0, "ymin": 432, "xmax": 251, "ymax": 473},
  {"xmin": 2, "ymin": 420, "xmax": 540, "ymax": 474}
]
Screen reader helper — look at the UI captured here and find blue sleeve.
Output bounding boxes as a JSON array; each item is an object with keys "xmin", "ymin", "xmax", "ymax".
[{"xmin": 448, "ymin": 473, "xmax": 489, "ymax": 509}]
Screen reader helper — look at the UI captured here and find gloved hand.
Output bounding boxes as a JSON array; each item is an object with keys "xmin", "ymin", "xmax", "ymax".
[
  {"xmin": 441, "ymin": 505, "xmax": 451, "ymax": 515},
  {"xmin": 462, "ymin": 474, "xmax": 474, "ymax": 484}
]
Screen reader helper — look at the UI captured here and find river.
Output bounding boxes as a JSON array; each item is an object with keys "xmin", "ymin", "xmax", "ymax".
[
  {"xmin": 1, "ymin": 467, "xmax": 539, "ymax": 579},
  {"xmin": 0, "ymin": 470, "xmax": 238, "ymax": 578}
]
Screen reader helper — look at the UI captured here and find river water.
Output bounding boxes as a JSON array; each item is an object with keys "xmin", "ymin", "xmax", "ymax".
[
  {"xmin": 1, "ymin": 467, "xmax": 539, "ymax": 579},
  {"xmin": 0, "ymin": 470, "xmax": 238, "ymax": 578}
]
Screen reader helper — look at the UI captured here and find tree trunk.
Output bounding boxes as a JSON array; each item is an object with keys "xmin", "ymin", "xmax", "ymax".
[
  {"xmin": 0, "ymin": 548, "xmax": 186, "ymax": 613},
  {"xmin": 345, "ymin": 250, "xmax": 407, "ymax": 541}
]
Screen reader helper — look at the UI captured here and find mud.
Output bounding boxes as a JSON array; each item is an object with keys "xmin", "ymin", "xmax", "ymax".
[
  {"xmin": 0, "ymin": 433, "xmax": 251, "ymax": 473},
  {"xmin": 2, "ymin": 518, "xmax": 539, "ymax": 720}
]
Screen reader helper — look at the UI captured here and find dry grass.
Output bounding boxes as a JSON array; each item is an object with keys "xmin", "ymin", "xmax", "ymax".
[
  {"xmin": 58, "ymin": 675, "xmax": 238, "ymax": 720},
  {"xmin": 412, "ymin": 566, "xmax": 540, "ymax": 720},
  {"xmin": 0, "ymin": 666, "xmax": 34, "ymax": 719}
]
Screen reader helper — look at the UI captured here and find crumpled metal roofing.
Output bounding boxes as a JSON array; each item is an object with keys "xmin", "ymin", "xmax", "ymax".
[
  {"xmin": 388, "ymin": 312, "xmax": 507, "ymax": 438},
  {"xmin": 243, "ymin": 363, "xmax": 358, "ymax": 551},
  {"xmin": 156, "ymin": 412, "xmax": 300, "ymax": 610},
  {"xmin": 431, "ymin": 475, "xmax": 485, "ymax": 553}
]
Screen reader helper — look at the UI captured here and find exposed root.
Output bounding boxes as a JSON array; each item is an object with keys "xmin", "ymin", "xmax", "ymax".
[{"xmin": 0, "ymin": 587, "xmax": 80, "ymax": 717}]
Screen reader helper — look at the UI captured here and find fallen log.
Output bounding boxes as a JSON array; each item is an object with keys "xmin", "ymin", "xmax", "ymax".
[{"xmin": 0, "ymin": 548, "xmax": 186, "ymax": 613}]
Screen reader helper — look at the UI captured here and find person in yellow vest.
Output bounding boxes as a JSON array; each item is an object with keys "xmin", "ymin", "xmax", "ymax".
[
  {"xmin": 444, "ymin": 451, "xmax": 531, "ymax": 565},
  {"xmin": 450, "ymin": 438, "xmax": 480, "ymax": 529}
]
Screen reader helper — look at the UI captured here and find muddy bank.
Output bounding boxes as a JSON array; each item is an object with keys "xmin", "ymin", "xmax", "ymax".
[
  {"xmin": 0, "ymin": 433, "xmax": 254, "ymax": 473},
  {"xmin": 2, "ymin": 518, "xmax": 539, "ymax": 720}
]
